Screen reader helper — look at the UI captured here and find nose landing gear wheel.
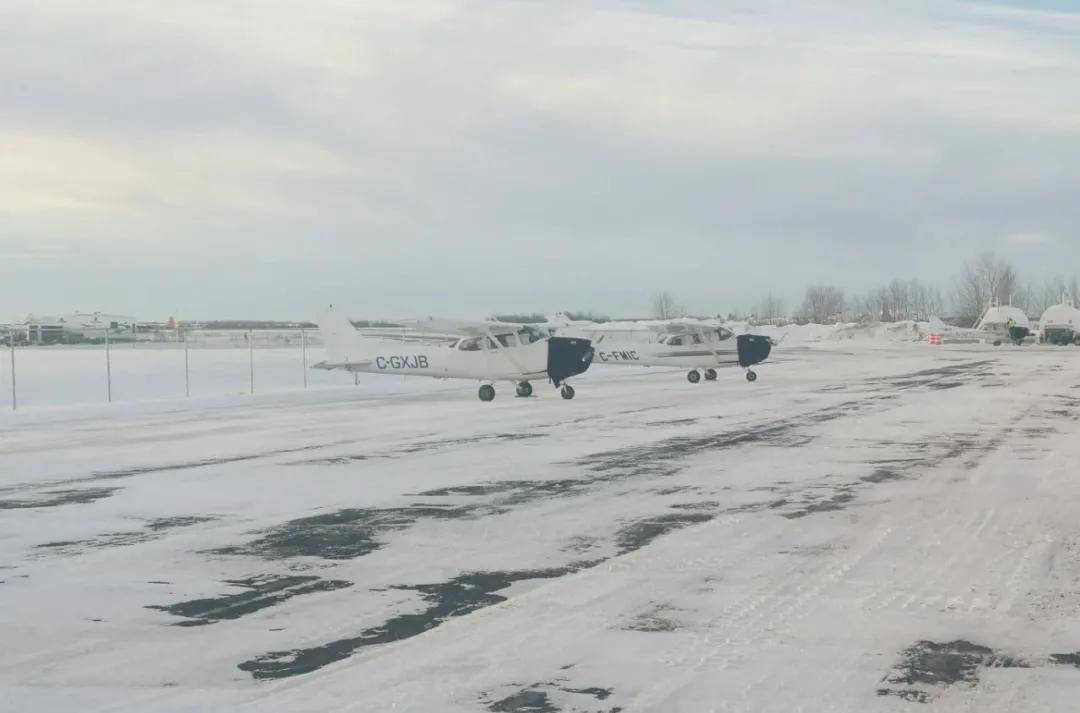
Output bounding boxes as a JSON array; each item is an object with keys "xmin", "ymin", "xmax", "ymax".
[
  {"xmin": 515, "ymin": 381, "xmax": 533, "ymax": 398},
  {"xmin": 560, "ymin": 384, "xmax": 576, "ymax": 400},
  {"xmin": 687, "ymin": 370, "xmax": 701, "ymax": 384},
  {"xmin": 745, "ymin": 370, "xmax": 758, "ymax": 383},
  {"xmin": 478, "ymin": 384, "xmax": 496, "ymax": 401},
  {"xmin": 704, "ymin": 368, "xmax": 717, "ymax": 381}
]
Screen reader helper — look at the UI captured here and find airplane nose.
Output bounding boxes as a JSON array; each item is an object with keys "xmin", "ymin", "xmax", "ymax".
[
  {"xmin": 737, "ymin": 334, "xmax": 772, "ymax": 367},
  {"xmin": 547, "ymin": 337, "xmax": 594, "ymax": 386}
]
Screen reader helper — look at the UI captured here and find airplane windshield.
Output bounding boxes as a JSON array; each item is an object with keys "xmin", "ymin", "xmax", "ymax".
[
  {"xmin": 517, "ymin": 326, "xmax": 546, "ymax": 344},
  {"xmin": 716, "ymin": 328, "xmax": 733, "ymax": 341}
]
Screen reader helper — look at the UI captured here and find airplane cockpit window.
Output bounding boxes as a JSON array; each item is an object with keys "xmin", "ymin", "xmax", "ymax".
[
  {"xmin": 495, "ymin": 333, "xmax": 517, "ymax": 348},
  {"xmin": 457, "ymin": 337, "xmax": 481, "ymax": 351},
  {"xmin": 517, "ymin": 326, "xmax": 546, "ymax": 344},
  {"xmin": 716, "ymin": 328, "xmax": 734, "ymax": 341},
  {"xmin": 667, "ymin": 335, "xmax": 684, "ymax": 346}
]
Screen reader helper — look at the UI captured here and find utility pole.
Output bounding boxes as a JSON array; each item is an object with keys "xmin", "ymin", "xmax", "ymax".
[
  {"xmin": 9, "ymin": 327, "xmax": 15, "ymax": 411},
  {"xmin": 184, "ymin": 329, "xmax": 190, "ymax": 397},
  {"xmin": 105, "ymin": 327, "xmax": 112, "ymax": 403},
  {"xmin": 301, "ymin": 328, "xmax": 308, "ymax": 389},
  {"xmin": 248, "ymin": 329, "xmax": 254, "ymax": 394}
]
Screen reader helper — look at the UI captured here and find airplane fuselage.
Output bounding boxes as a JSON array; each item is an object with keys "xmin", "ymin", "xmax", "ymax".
[{"xmin": 343, "ymin": 339, "xmax": 552, "ymax": 381}]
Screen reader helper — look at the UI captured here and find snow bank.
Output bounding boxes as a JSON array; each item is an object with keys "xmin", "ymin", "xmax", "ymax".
[{"xmin": 733, "ymin": 320, "xmax": 933, "ymax": 345}]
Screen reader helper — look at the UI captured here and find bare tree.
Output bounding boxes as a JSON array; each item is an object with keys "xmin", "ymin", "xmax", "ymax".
[
  {"xmin": 800, "ymin": 285, "xmax": 845, "ymax": 323},
  {"xmin": 650, "ymin": 291, "xmax": 683, "ymax": 319},
  {"xmin": 756, "ymin": 293, "xmax": 786, "ymax": 321},
  {"xmin": 953, "ymin": 252, "xmax": 1019, "ymax": 326}
]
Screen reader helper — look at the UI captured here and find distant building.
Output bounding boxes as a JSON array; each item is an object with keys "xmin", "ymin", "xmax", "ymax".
[{"xmin": 25, "ymin": 312, "xmax": 138, "ymax": 344}]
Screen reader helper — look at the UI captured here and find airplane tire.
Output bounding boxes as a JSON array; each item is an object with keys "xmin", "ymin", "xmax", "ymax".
[
  {"xmin": 479, "ymin": 384, "xmax": 496, "ymax": 402},
  {"xmin": 704, "ymin": 368, "xmax": 717, "ymax": 381},
  {"xmin": 515, "ymin": 381, "xmax": 533, "ymax": 397},
  {"xmin": 746, "ymin": 370, "xmax": 758, "ymax": 383},
  {"xmin": 687, "ymin": 370, "xmax": 701, "ymax": 384},
  {"xmin": 560, "ymin": 385, "xmax": 575, "ymax": 400}
]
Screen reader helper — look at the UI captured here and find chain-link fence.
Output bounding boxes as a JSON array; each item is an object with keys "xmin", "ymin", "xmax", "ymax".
[{"xmin": 1, "ymin": 328, "xmax": 370, "ymax": 410}]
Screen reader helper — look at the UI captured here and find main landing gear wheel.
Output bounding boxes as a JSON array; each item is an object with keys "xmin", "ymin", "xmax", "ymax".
[
  {"xmin": 478, "ymin": 384, "xmax": 496, "ymax": 402},
  {"xmin": 704, "ymin": 368, "xmax": 717, "ymax": 381},
  {"xmin": 745, "ymin": 370, "xmax": 758, "ymax": 383},
  {"xmin": 687, "ymin": 370, "xmax": 701, "ymax": 384},
  {"xmin": 515, "ymin": 381, "xmax": 533, "ymax": 398},
  {"xmin": 560, "ymin": 384, "xmax": 576, "ymax": 400}
]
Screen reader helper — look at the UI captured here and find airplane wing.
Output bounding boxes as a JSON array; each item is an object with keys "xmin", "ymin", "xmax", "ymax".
[
  {"xmin": 398, "ymin": 317, "xmax": 525, "ymax": 336},
  {"xmin": 311, "ymin": 359, "xmax": 372, "ymax": 371}
]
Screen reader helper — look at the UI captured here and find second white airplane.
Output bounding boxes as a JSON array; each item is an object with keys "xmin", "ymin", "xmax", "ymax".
[{"xmin": 554, "ymin": 318, "xmax": 773, "ymax": 383}]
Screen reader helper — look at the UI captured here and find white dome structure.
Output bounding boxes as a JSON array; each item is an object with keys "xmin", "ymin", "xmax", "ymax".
[
  {"xmin": 1039, "ymin": 298, "xmax": 1080, "ymax": 345},
  {"xmin": 975, "ymin": 304, "xmax": 1030, "ymax": 331}
]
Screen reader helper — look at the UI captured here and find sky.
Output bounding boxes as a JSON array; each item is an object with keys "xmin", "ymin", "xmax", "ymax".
[{"xmin": 2, "ymin": 0, "xmax": 1080, "ymax": 320}]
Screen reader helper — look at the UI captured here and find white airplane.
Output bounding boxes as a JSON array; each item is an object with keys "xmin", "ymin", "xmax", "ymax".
[
  {"xmin": 314, "ymin": 307, "xmax": 594, "ymax": 401},
  {"xmin": 555, "ymin": 318, "xmax": 773, "ymax": 383}
]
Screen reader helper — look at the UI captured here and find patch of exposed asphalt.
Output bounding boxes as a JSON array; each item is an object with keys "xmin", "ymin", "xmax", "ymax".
[
  {"xmin": 1051, "ymin": 652, "xmax": 1080, "ymax": 667},
  {"xmin": 238, "ymin": 563, "xmax": 600, "ymax": 679},
  {"xmin": 488, "ymin": 690, "xmax": 558, "ymax": 713},
  {"xmin": 781, "ymin": 488, "xmax": 856, "ymax": 519},
  {"xmin": 212, "ymin": 505, "xmax": 499, "ymax": 560},
  {"xmin": 0, "ymin": 487, "xmax": 122, "ymax": 510},
  {"xmin": 35, "ymin": 516, "xmax": 217, "ymax": 556},
  {"xmin": 653, "ymin": 486, "xmax": 696, "ymax": 496},
  {"xmin": 483, "ymin": 682, "xmax": 618, "ymax": 713},
  {"xmin": 148, "ymin": 574, "xmax": 352, "ymax": 626},
  {"xmin": 668, "ymin": 501, "xmax": 720, "ymax": 511},
  {"xmin": 614, "ymin": 512, "xmax": 716, "ymax": 555},
  {"xmin": 877, "ymin": 640, "xmax": 1028, "ymax": 703}
]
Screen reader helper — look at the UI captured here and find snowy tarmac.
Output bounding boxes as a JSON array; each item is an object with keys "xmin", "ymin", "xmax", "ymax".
[{"xmin": 3, "ymin": 344, "xmax": 1080, "ymax": 712}]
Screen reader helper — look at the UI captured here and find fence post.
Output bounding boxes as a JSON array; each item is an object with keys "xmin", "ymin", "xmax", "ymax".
[
  {"xmin": 249, "ymin": 329, "xmax": 254, "ymax": 395},
  {"xmin": 301, "ymin": 328, "xmax": 308, "ymax": 389},
  {"xmin": 184, "ymin": 330, "xmax": 190, "ymax": 397},
  {"xmin": 105, "ymin": 327, "xmax": 112, "ymax": 403},
  {"xmin": 8, "ymin": 327, "xmax": 15, "ymax": 411}
]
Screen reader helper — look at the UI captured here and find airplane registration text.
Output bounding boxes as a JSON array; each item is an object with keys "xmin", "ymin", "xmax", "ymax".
[
  {"xmin": 375, "ymin": 355, "xmax": 430, "ymax": 370},
  {"xmin": 596, "ymin": 350, "xmax": 639, "ymax": 362}
]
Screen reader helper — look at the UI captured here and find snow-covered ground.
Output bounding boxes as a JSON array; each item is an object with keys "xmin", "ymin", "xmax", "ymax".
[{"xmin": 2, "ymin": 343, "xmax": 1080, "ymax": 712}]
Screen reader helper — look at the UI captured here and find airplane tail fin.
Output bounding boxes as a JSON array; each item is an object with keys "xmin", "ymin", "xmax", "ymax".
[{"xmin": 316, "ymin": 305, "xmax": 367, "ymax": 366}]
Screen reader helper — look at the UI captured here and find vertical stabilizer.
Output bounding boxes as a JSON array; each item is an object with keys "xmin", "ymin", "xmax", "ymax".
[{"xmin": 316, "ymin": 306, "xmax": 366, "ymax": 365}]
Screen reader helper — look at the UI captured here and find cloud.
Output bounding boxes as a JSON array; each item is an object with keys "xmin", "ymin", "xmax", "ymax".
[
  {"xmin": 2, "ymin": 0, "xmax": 1080, "ymax": 317},
  {"xmin": 1005, "ymin": 231, "xmax": 1052, "ymax": 245}
]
